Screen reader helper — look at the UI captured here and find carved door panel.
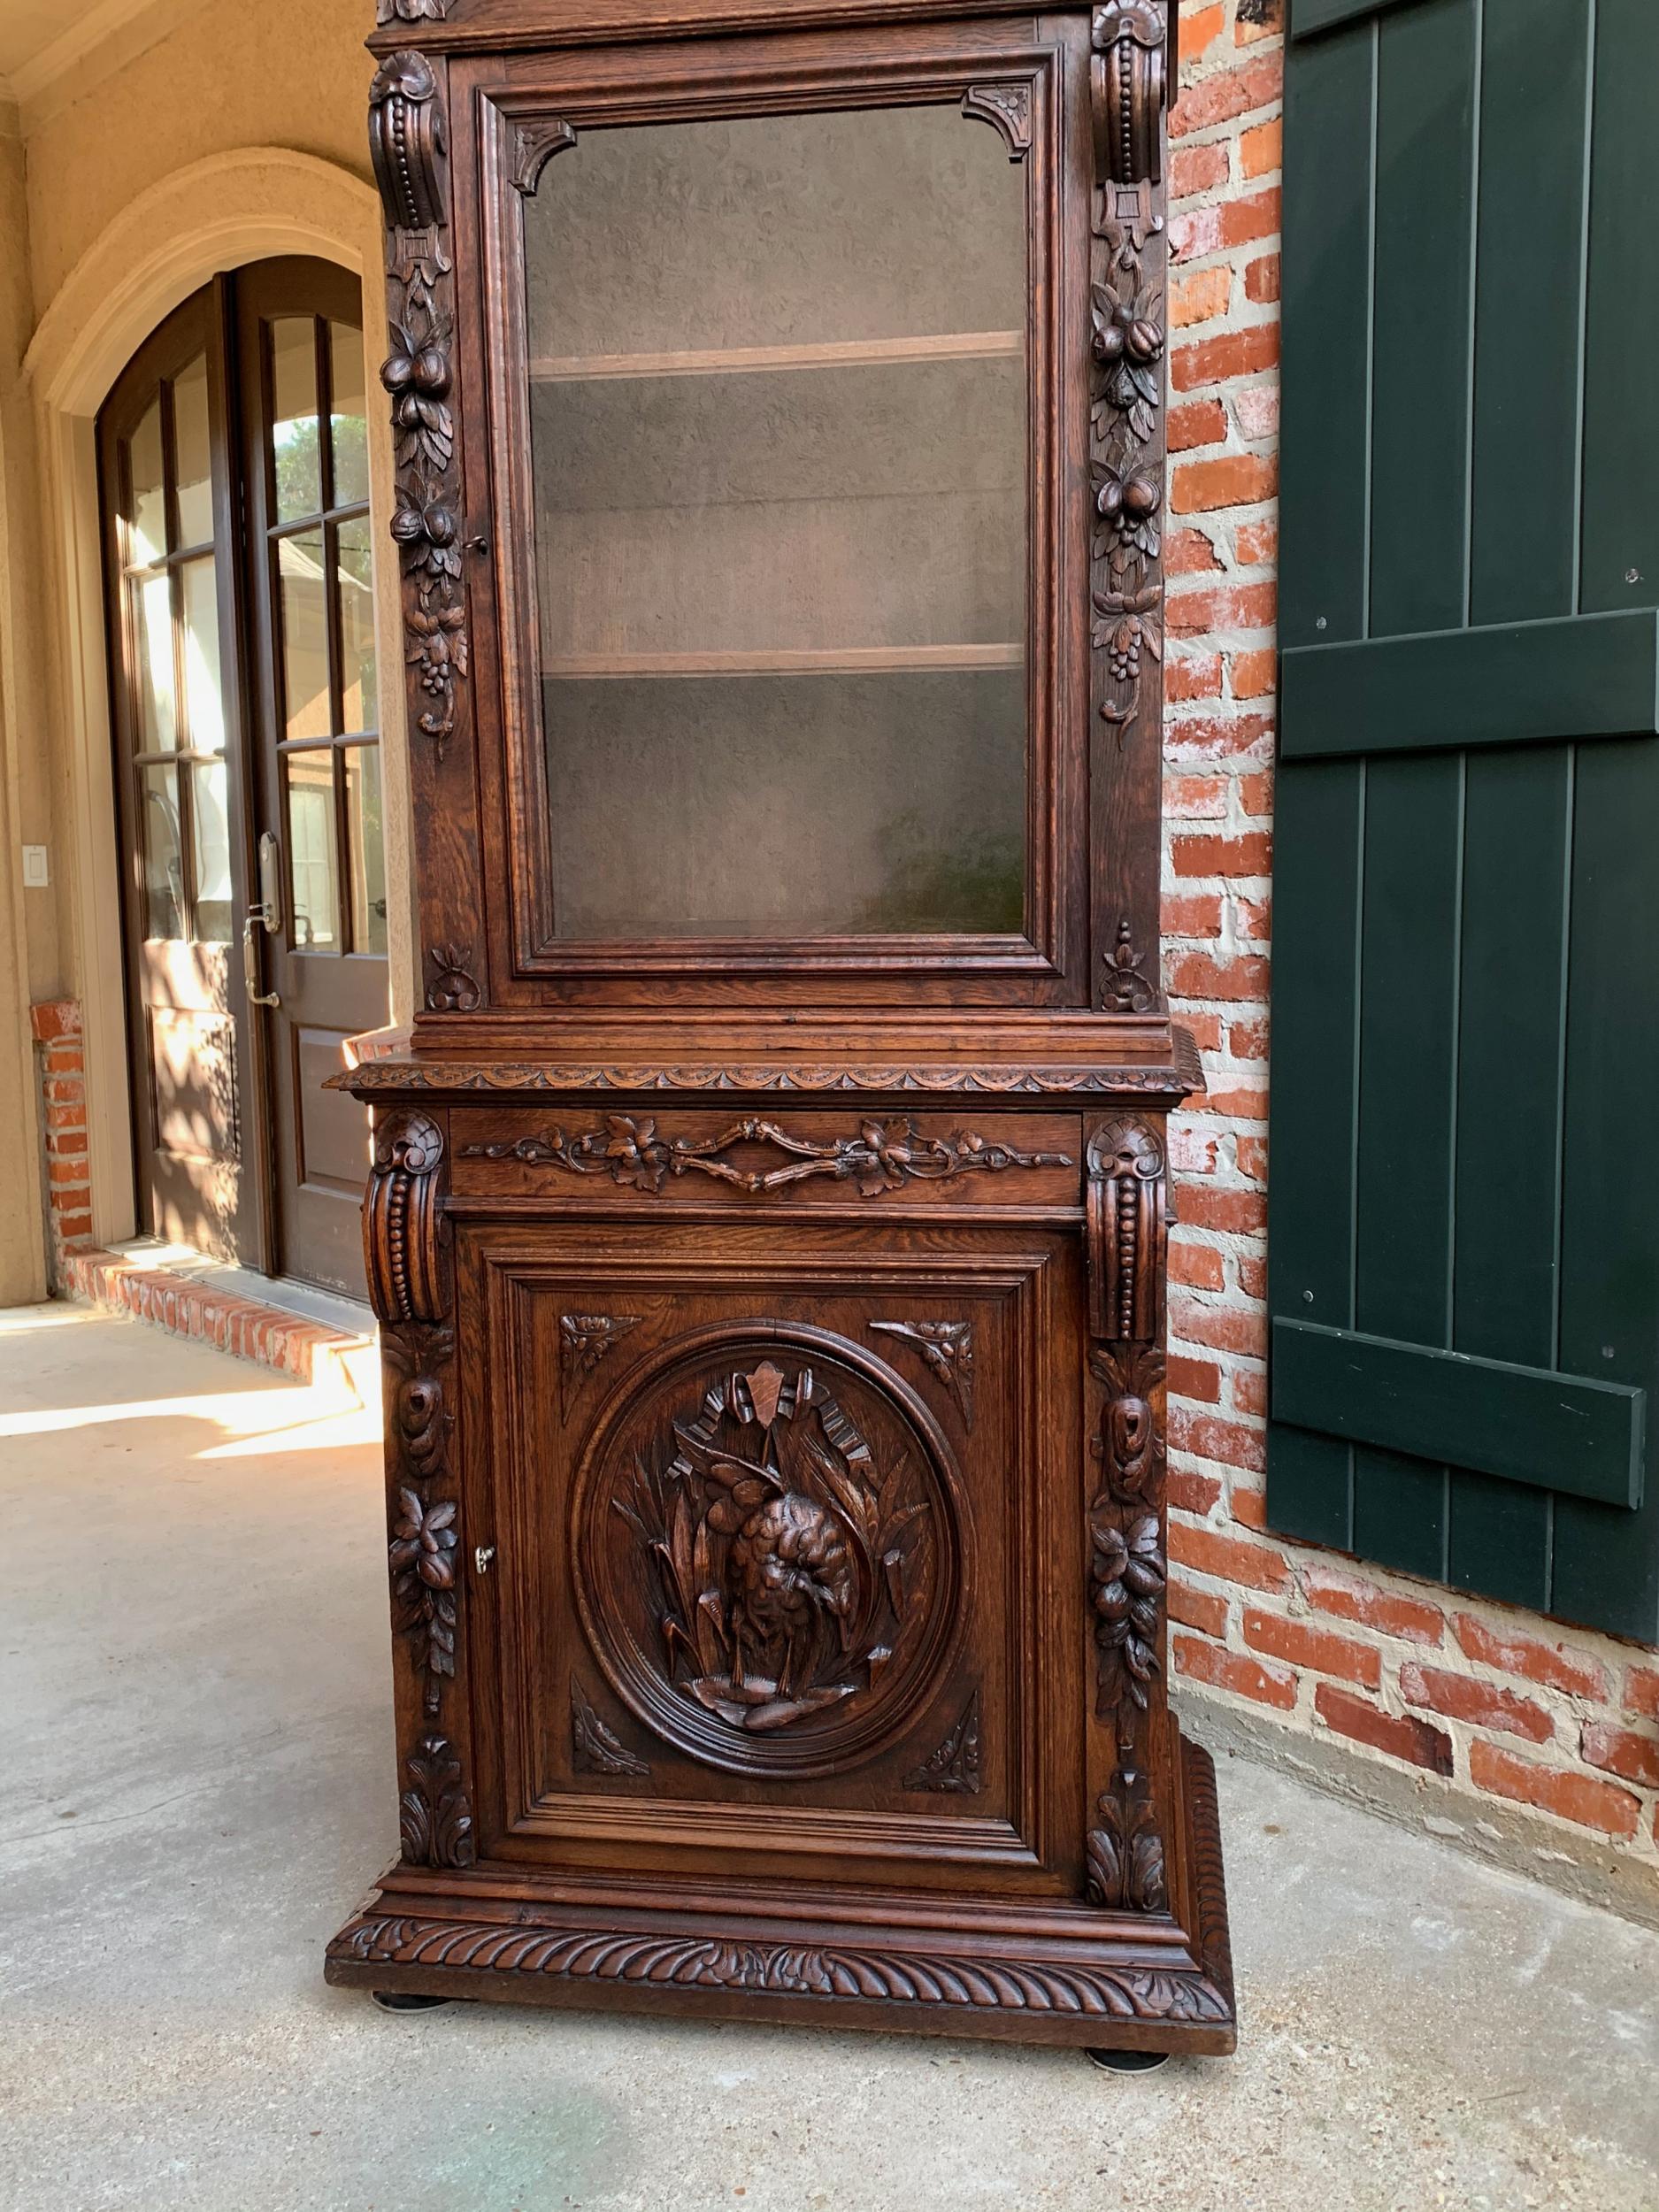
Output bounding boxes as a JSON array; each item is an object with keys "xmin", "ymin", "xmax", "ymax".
[{"xmin": 460, "ymin": 1216, "xmax": 1085, "ymax": 1895}]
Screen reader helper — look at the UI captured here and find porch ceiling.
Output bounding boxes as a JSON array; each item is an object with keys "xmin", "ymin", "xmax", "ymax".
[{"xmin": 0, "ymin": 0, "xmax": 167, "ymax": 104}]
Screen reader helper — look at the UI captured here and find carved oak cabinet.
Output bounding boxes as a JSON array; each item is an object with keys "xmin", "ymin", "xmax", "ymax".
[{"xmin": 327, "ymin": 0, "xmax": 1235, "ymax": 2055}]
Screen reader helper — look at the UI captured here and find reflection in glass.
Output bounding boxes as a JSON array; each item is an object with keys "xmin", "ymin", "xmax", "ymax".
[
  {"xmin": 279, "ymin": 528, "xmax": 331, "ymax": 741},
  {"xmin": 180, "ymin": 557, "xmax": 225, "ymax": 752},
  {"xmin": 136, "ymin": 572, "xmax": 179, "ymax": 750},
  {"xmin": 173, "ymin": 352, "xmax": 214, "ymax": 549},
  {"xmin": 526, "ymin": 104, "xmax": 1030, "ymax": 941},
  {"xmin": 142, "ymin": 763, "xmax": 184, "ymax": 939},
  {"xmin": 337, "ymin": 518, "xmax": 378, "ymax": 734},
  {"xmin": 129, "ymin": 399, "xmax": 167, "ymax": 567},
  {"xmin": 287, "ymin": 749, "xmax": 340, "ymax": 950},
  {"xmin": 191, "ymin": 758, "xmax": 233, "ymax": 941},
  {"xmin": 271, "ymin": 317, "xmax": 322, "ymax": 523},
  {"xmin": 330, "ymin": 322, "xmax": 372, "ymax": 508},
  {"xmin": 345, "ymin": 744, "xmax": 388, "ymax": 956}
]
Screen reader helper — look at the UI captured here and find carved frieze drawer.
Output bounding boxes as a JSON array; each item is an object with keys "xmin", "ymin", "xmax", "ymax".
[{"xmin": 449, "ymin": 1110, "xmax": 1084, "ymax": 1209}]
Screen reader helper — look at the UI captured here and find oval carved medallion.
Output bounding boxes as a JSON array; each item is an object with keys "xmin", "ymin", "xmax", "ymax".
[{"xmin": 571, "ymin": 1325, "xmax": 965, "ymax": 1779}]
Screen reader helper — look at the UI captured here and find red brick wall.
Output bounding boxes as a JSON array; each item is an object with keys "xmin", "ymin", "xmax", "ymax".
[
  {"xmin": 1160, "ymin": 0, "xmax": 1659, "ymax": 1881},
  {"xmin": 30, "ymin": 999, "xmax": 93, "ymax": 1263}
]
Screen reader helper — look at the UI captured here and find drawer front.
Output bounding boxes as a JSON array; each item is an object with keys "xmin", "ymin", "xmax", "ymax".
[
  {"xmin": 458, "ymin": 1213, "xmax": 1086, "ymax": 1894},
  {"xmin": 449, "ymin": 1107, "xmax": 1083, "ymax": 1210}
]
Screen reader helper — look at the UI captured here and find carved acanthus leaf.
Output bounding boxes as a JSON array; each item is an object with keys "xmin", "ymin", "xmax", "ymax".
[
  {"xmin": 1087, "ymin": 1764, "xmax": 1168, "ymax": 1914},
  {"xmin": 399, "ymin": 1735, "xmax": 476, "ymax": 1869},
  {"xmin": 426, "ymin": 942, "xmax": 482, "ymax": 1013}
]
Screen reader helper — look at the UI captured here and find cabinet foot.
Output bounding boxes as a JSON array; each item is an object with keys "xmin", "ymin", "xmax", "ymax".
[
  {"xmin": 1085, "ymin": 2047, "xmax": 1171, "ymax": 2074},
  {"xmin": 370, "ymin": 1989, "xmax": 459, "ymax": 2013}
]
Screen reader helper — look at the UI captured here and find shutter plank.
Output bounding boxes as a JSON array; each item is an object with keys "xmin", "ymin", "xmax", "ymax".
[
  {"xmin": 1581, "ymin": 0, "xmax": 1659, "ymax": 615},
  {"xmin": 1274, "ymin": 1322, "xmax": 1642, "ymax": 1508},
  {"xmin": 1469, "ymin": 0, "xmax": 1591, "ymax": 625},
  {"xmin": 1279, "ymin": 14, "xmax": 1375, "ymax": 651},
  {"xmin": 1368, "ymin": 0, "xmax": 1475, "ymax": 640},
  {"xmin": 1265, "ymin": 763, "xmax": 1365, "ymax": 1550},
  {"xmin": 1294, "ymin": 0, "xmax": 1426, "ymax": 37},
  {"xmin": 1553, "ymin": 741, "xmax": 1659, "ymax": 1639},
  {"xmin": 1350, "ymin": 755, "xmax": 1461, "ymax": 1578},
  {"xmin": 1447, "ymin": 746, "xmax": 1572, "ymax": 1605}
]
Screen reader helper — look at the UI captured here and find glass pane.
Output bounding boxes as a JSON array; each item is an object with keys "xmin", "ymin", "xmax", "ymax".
[
  {"xmin": 345, "ymin": 744, "xmax": 388, "ymax": 956},
  {"xmin": 337, "ymin": 517, "xmax": 378, "ymax": 734},
  {"xmin": 174, "ymin": 352, "xmax": 214, "ymax": 549},
  {"xmin": 270, "ymin": 317, "xmax": 322, "ymax": 524},
  {"xmin": 128, "ymin": 398, "xmax": 167, "ymax": 567},
  {"xmin": 141, "ymin": 763, "xmax": 184, "ymax": 939},
  {"xmin": 330, "ymin": 321, "xmax": 371, "ymax": 509},
  {"xmin": 279, "ymin": 528, "xmax": 332, "ymax": 741},
  {"xmin": 287, "ymin": 749, "xmax": 340, "ymax": 951},
  {"xmin": 190, "ymin": 758, "xmax": 233, "ymax": 942},
  {"xmin": 180, "ymin": 557, "xmax": 225, "ymax": 752},
  {"xmin": 135, "ymin": 572, "xmax": 179, "ymax": 751},
  {"xmin": 526, "ymin": 106, "xmax": 1029, "ymax": 941}
]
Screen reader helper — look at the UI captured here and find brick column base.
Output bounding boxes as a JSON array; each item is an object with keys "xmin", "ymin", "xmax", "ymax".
[{"xmin": 30, "ymin": 1000, "xmax": 93, "ymax": 1275}]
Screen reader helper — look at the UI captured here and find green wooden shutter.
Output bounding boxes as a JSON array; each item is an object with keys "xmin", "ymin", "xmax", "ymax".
[{"xmin": 1269, "ymin": 0, "xmax": 1659, "ymax": 1641}]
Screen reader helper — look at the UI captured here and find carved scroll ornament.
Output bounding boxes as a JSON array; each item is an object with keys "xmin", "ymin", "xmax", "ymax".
[
  {"xmin": 462, "ymin": 1115, "xmax": 1071, "ymax": 1196},
  {"xmin": 365, "ymin": 1111, "xmax": 448, "ymax": 1325}
]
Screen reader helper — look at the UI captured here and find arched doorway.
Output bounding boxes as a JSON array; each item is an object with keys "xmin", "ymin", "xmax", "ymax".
[{"xmin": 98, "ymin": 259, "xmax": 389, "ymax": 1300}]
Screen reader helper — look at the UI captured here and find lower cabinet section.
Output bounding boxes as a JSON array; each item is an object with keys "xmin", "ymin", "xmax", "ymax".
[{"xmin": 465, "ymin": 1217, "xmax": 1078, "ymax": 1888}]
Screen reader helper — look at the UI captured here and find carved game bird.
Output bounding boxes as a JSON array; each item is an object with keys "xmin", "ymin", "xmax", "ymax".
[{"xmin": 703, "ymin": 1449, "xmax": 858, "ymax": 1701}]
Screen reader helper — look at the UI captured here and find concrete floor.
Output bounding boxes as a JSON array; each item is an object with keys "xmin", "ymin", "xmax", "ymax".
[{"xmin": 4, "ymin": 1305, "xmax": 1658, "ymax": 2212}]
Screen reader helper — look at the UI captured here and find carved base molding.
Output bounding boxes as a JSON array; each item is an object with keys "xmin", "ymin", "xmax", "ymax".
[{"xmin": 326, "ymin": 1732, "xmax": 1234, "ymax": 2052}]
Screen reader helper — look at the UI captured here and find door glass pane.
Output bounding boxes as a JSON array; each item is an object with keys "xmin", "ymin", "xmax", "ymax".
[
  {"xmin": 141, "ymin": 763, "xmax": 184, "ymax": 939},
  {"xmin": 190, "ymin": 758, "xmax": 233, "ymax": 942},
  {"xmin": 128, "ymin": 399, "xmax": 167, "ymax": 567},
  {"xmin": 270, "ymin": 317, "xmax": 322, "ymax": 524},
  {"xmin": 329, "ymin": 322, "xmax": 372, "ymax": 509},
  {"xmin": 344, "ymin": 744, "xmax": 388, "ymax": 956},
  {"xmin": 525, "ymin": 106, "xmax": 1029, "ymax": 941},
  {"xmin": 173, "ymin": 352, "xmax": 214, "ymax": 549},
  {"xmin": 136, "ymin": 572, "xmax": 179, "ymax": 751},
  {"xmin": 180, "ymin": 557, "xmax": 226, "ymax": 752},
  {"xmin": 279, "ymin": 528, "xmax": 333, "ymax": 741},
  {"xmin": 336, "ymin": 517, "xmax": 378, "ymax": 734},
  {"xmin": 287, "ymin": 749, "xmax": 340, "ymax": 950}
]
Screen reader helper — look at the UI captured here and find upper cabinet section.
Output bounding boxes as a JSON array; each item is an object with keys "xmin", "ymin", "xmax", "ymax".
[{"xmin": 523, "ymin": 104, "xmax": 1030, "ymax": 943}]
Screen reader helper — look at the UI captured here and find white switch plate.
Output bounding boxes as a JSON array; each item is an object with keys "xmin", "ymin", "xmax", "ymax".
[{"xmin": 21, "ymin": 845, "xmax": 49, "ymax": 888}]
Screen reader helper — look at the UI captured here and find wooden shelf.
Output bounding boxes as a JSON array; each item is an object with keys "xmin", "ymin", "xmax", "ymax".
[
  {"xmin": 530, "ymin": 329, "xmax": 1025, "ymax": 385},
  {"xmin": 542, "ymin": 643, "xmax": 1025, "ymax": 680}
]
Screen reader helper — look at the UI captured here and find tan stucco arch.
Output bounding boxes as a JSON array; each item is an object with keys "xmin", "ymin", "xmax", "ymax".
[{"xmin": 24, "ymin": 148, "xmax": 413, "ymax": 1251}]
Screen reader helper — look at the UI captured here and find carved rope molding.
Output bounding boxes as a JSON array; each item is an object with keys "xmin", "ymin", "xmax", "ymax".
[
  {"xmin": 332, "ymin": 1915, "xmax": 1232, "ymax": 2024},
  {"xmin": 370, "ymin": 50, "xmax": 472, "ymax": 766},
  {"xmin": 460, "ymin": 1115, "xmax": 1073, "ymax": 1197}
]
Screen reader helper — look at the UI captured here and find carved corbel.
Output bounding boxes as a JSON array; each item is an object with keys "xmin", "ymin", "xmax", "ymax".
[
  {"xmin": 365, "ymin": 1111, "xmax": 449, "ymax": 1325},
  {"xmin": 370, "ymin": 50, "xmax": 449, "ymax": 241},
  {"xmin": 1092, "ymin": 2, "xmax": 1173, "ymax": 188},
  {"xmin": 1086, "ymin": 1118, "xmax": 1168, "ymax": 1342}
]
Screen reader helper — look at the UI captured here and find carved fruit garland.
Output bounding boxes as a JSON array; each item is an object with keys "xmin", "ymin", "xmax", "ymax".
[{"xmin": 370, "ymin": 50, "xmax": 469, "ymax": 762}]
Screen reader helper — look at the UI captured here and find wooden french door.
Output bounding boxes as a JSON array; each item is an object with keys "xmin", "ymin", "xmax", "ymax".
[{"xmin": 101, "ymin": 263, "xmax": 388, "ymax": 1299}]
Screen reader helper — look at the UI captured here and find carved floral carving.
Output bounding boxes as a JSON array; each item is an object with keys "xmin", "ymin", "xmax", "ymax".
[
  {"xmin": 377, "ymin": 0, "xmax": 450, "ymax": 23},
  {"xmin": 904, "ymin": 1692, "xmax": 982, "ymax": 1794},
  {"xmin": 560, "ymin": 1315, "xmax": 641, "ymax": 1411},
  {"xmin": 370, "ymin": 50, "xmax": 471, "ymax": 763},
  {"xmin": 384, "ymin": 1324, "xmax": 454, "ymax": 1487},
  {"xmin": 869, "ymin": 1321, "xmax": 975, "ymax": 1431},
  {"xmin": 460, "ymin": 1114, "xmax": 1071, "ymax": 1195},
  {"xmin": 346, "ymin": 1057, "xmax": 1197, "ymax": 1097},
  {"xmin": 1102, "ymin": 918, "xmax": 1156, "ymax": 1014},
  {"xmin": 611, "ymin": 1361, "xmax": 932, "ymax": 1738},
  {"xmin": 571, "ymin": 1683, "xmax": 651, "ymax": 1779},
  {"xmin": 426, "ymin": 943, "xmax": 482, "ymax": 1013},
  {"xmin": 391, "ymin": 1484, "xmax": 459, "ymax": 1717},
  {"xmin": 399, "ymin": 1735, "xmax": 476, "ymax": 1869},
  {"xmin": 334, "ymin": 1913, "xmax": 1231, "ymax": 2023}
]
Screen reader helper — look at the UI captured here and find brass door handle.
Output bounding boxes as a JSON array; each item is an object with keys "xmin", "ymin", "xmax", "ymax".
[{"xmin": 242, "ymin": 910, "xmax": 280, "ymax": 1009}]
